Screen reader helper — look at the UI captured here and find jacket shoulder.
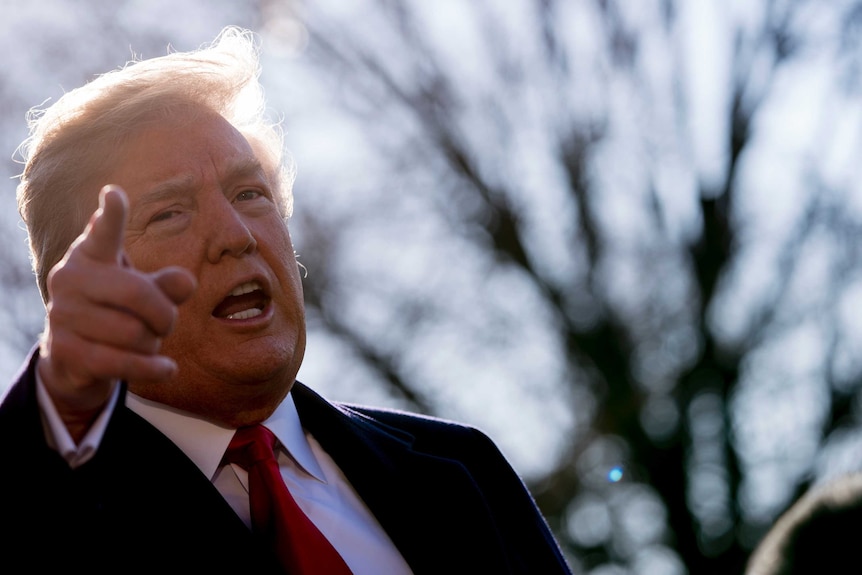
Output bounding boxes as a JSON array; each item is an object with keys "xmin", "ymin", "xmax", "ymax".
[{"xmin": 341, "ymin": 402, "xmax": 499, "ymax": 453}]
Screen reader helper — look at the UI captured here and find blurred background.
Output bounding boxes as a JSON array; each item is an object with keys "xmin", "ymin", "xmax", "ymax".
[{"xmin": 2, "ymin": 0, "xmax": 862, "ymax": 573}]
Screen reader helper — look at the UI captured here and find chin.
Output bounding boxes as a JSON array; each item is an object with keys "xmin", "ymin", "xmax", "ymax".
[{"xmin": 226, "ymin": 346, "xmax": 301, "ymax": 385}]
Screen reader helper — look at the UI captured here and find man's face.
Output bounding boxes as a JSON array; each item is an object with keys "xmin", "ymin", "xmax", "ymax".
[{"xmin": 104, "ymin": 108, "xmax": 306, "ymax": 423}]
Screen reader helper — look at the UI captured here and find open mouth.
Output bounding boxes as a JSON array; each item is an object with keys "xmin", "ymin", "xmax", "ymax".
[{"xmin": 212, "ymin": 280, "xmax": 270, "ymax": 320}]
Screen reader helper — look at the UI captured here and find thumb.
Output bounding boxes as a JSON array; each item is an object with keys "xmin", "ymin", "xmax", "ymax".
[{"xmin": 151, "ymin": 266, "xmax": 197, "ymax": 306}]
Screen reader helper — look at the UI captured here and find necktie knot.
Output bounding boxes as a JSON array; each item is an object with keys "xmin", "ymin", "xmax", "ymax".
[{"xmin": 225, "ymin": 425, "xmax": 278, "ymax": 469}]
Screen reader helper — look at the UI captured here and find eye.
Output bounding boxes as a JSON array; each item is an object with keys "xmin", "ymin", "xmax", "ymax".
[
  {"xmin": 235, "ymin": 189, "xmax": 263, "ymax": 202},
  {"xmin": 150, "ymin": 210, "xmax": 180, "ymax": 223}
]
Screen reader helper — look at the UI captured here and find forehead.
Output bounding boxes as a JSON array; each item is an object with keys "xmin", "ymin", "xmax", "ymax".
[
  {"xmin": 108, "ymin": 109, "xmax": 261, "ymax": 189},
  {"xmin": 81, "ymin": 106, "xmax": 294, "ymax": 227}
]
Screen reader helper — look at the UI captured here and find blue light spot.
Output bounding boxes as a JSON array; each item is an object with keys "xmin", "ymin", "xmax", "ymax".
[{"xmin": 608, "ymin": 466, "xmax": 623, "ymax": 483}]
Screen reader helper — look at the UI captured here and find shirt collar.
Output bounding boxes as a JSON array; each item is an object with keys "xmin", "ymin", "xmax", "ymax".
[{"xmin": 125, "ymin": 389, "xmax": 327, "ymax": 483}]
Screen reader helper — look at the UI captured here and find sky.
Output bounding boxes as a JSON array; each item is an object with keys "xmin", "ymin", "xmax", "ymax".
[
  {"xmin": 0, "ymin": 1, "xmax": 261, "ymax": 382},
  {"xmin": 2, "ymin": 5, "xmax": 862, "ymax": 548},
  {"xmin": 10, "ymin": 4, "xmax": 862, "ymax": 575},
  {"xmin": 0, "ymin": 1, "xmax": 579, "ymax": 479}
]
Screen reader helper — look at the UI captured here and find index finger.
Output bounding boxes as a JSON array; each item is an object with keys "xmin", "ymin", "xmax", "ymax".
[{"xmin": 77, "ymin": 185, "xmax": 129, "ymax": 264}]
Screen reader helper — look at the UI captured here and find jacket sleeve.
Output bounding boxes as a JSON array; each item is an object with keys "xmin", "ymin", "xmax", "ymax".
[{"xmin": 454, "ymin": 424, "xmax": 572, "ymax": 573}]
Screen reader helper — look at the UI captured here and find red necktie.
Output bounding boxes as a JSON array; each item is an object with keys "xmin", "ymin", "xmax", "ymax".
[{"xmin": 225, "ymin": 425, "xmax": 353, "ymax": 574}]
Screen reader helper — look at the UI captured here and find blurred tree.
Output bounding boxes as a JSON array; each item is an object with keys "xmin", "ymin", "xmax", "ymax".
[
  {"xmin": 5, "ymin": 0, "xmax": 862, "ymax": 573},
  {"xmin": 260, "ymin": 0, "xmax": 862, "ymax": 573},
  {"xmin": 0, "ymin": 0, "xmax": 261, "ymax": 379}
]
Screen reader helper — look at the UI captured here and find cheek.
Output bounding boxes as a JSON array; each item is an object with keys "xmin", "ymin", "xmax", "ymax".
[
  {"xmin": 264, "ymin": 243, "xmax": 304, "ymax": 310},
  {"xmin": 126, "ymin": 231, "xmax": 206, "ymax": 275},
  {"xmin": 272, "ymin": 249, "xmax": 304, "ymax": 301},
  {"xmin": 126, "ymin": 238, "xmax": 182, "ymax": 272},
  {"xmin": 259, "ymin": 222, "xmax": 300, "ymax": 278},
  {"xmin": 125, "ymin": 250, "xmax": 164, "ymax": 274}
]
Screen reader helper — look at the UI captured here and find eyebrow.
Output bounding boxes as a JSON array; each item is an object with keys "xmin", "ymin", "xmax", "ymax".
[
  {"xmin": 139, "ymin": 174, "xmax": 197, "ymax": 207},
  {"xmin": 138, "ymin": 156, "xmax": 268, "ymax": 207},
  {"xmin": 224, "ymin": 155, "xmax": 268, "ymax": 182}
]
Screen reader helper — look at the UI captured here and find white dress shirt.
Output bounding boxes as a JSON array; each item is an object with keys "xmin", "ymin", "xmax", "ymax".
[{"xmin": 36, "ymin": 379, "xmax": 413, "ymax": 575}]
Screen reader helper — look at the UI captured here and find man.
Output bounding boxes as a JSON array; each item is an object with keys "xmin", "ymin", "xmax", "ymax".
[
  {"xmin": 0, "ymin": 26, "xmax": 571, "ymax": 574},
  {"xmin": 746, "ymin": 472, "xmax": 862, "ymax": 574}
]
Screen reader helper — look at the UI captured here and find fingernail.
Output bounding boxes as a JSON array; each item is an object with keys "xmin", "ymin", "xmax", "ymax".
[{"xmin": 155, "ymin": 356, "xmax": 177, "ymax": 377}]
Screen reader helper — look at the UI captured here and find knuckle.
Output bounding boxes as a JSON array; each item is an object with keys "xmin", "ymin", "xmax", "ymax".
[
  {"xmin": 48, "ymin": 332, "xmax": 76, "ymax": 364},
  {"xmin": 126, "ymin": 321, "xmax": 161, "ymax": 354},
  {"xmin": 47, "ymin": 299, "xmax": 74, "ymax": 326},
  {"xmin": 46, "ymin": 264, "xmax": 70, "ymax": 293},
  {"xmin": 138, "ymin": 288, "xmax": 176, "ymax": 336}
]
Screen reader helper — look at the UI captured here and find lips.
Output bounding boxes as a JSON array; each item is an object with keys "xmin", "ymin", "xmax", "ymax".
[{"xmin": 212, "ymin": 280, "xmax": 270, "ymax": 320}]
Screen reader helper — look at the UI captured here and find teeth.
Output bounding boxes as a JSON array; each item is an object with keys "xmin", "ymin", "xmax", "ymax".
[
  {"xmin": 230, "ymin": 281, "xmax": 261, "ymax": 296},
  {"xmin": 222, "ymin": 281, "xmax": 264, "ymax": 320},
  {"xmin": 227, "ymin": 308, "xmax": 263, "ymax": 320}
]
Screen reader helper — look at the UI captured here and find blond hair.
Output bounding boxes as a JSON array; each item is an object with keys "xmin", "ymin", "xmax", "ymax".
[{"xmin": 15, "ymin": 26, "xmax": 293, "ymax": 304}]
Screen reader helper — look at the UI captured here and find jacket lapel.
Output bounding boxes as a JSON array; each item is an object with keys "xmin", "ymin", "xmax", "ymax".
[
  {"xmin": 291, "ymin": 383, "xmax": 511, "ymax": 574},
  {"xmin": 89, "ymin": 384, "xmax": 285, "ymax": 573}
]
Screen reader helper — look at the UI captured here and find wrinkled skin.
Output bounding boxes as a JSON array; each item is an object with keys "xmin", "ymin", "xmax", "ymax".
[{"xmin": 38, "ymin": 108, "xmax": 307, "ymax": 440}]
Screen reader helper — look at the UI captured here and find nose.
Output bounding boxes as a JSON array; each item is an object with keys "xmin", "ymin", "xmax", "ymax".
[{"xmin": 205, "ymin": 196, "xmax": 257, "ymax": 262}]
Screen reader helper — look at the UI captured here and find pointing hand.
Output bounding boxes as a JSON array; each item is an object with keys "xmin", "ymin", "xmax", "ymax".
[{"xmin": 37, "ymin": 185, "xmax": 195, "ymax": 440}]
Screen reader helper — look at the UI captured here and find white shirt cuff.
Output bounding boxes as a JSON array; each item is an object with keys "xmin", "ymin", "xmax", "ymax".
[{"xmin": 36, "ymin": 374, "xmax": 121, "ymax": 469}]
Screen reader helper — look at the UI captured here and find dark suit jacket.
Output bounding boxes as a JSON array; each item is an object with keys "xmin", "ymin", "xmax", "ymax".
[{"xmin": 0, "ymin": 349, "xmax": 571, "ymax": 574}]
